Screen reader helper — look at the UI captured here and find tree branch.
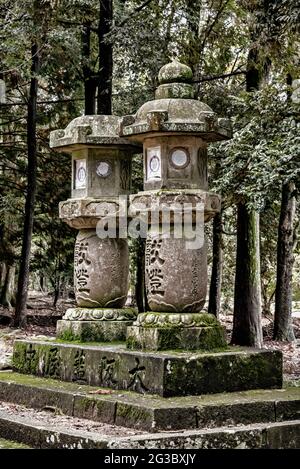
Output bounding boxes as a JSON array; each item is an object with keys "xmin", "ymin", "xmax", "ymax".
[
  {"xmin": 193, "ymin": 70, "xmax": 246, "ymax": 83},
  {"xmin": 117, "ymin": 0, "xmax": 154, "ymax": 28}
]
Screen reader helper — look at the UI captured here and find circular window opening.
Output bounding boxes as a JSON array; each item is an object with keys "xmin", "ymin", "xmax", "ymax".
[
  {"xmin": 170, "ymin": 148, "xmax": 190, "ymax": 169},
  {"xmin": 77, "ymin": 166, "xmax": 86, "ymax": 182},
  {"xmin": 96, "ymin": 161, "xmax": 111, "ymax": 178},
  {"xmin": 149, "ymin": 155, "xmax": 160, "ymax": 173}
]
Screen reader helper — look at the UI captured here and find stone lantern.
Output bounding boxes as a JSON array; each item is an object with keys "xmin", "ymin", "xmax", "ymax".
[
  {"xmin": 50, "ymin": 115, "xmax": 141, "ymax": 342},
  {"xmin": 13, "ymin": 64, "xmax": 282, "ymax": 400},
  {"xmin": 121, "ymin": 61, "xmax": 232, "ymax": 350}
]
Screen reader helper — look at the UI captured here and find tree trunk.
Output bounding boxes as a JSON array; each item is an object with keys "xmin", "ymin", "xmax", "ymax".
[
  {"xmin": 53, "ymin": 284, "xmax": 60, "ymax": 307},
  {"xmin": 231, "ymin": 40, "xmax": 265, "ymax": 347},
  {"xmin": 273, "ymin": 182, "xmax": 296, "ymax": 341},
  {"xmin": 1, "ymin": 265, "xmax": 15, "ymax": 309},
  {"xmin": 0, "ymin": 262, "xmax": 7, "ymax": 292},
  {"xmin": 13, "ymin": 43, "xmax": 40, "ymax": 328},
  {"xmin": 232, "ymin": 204, "xmax": 263, "ymax": 347},
  {"xmin": 135, "ymin": 238, "xmax": 146, "ymax": 313},
  {"xmin": 97, "ymin": 0, "xmax": 113, "ymax": 115},
  {"xmin": 208, "ymin": 211, "xmax": 223, "ymax": 317},
  {"xmin": 39, "ymin": 274, "xmax": 44, "ymax": 291},
  {"xmin": 82, "ymin": 20, "xmax": 96, "ymax": 115}
]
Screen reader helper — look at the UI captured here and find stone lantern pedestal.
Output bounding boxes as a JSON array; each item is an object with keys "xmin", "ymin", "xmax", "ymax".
[
  {"xmin": 127, "ymin": 190, "xmax": 226, "ymax": 350},
  {"xmin": 50, "ymin": 115, "xmax": 140, "ymax": 342}
]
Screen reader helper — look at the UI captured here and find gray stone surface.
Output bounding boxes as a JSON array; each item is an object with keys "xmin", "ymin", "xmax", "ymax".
[
  {"xmin": 129, "ymin": 189, "xmax": 221, "ymax": 222},
  {"xmin": 73, "ymin": 396, "xmax": 117, "ymax": 425},
  {"xmin": 59, "ymin": 197, "xmax": 127, "ymax": 229},
  {"xmin": 0, "ymin": 408, "xmax": 109, "ymax": 448},
  {"xmin": 0, "ymin": 372, "xmax": 299, "ymax": 433},
  {"xmin": 51, "ymin": 115, "xmax": 140, "ymax": 200},
  {"xmin": 0, "ymin": 405, "xmax": 299, "ymax": 449},
  {"xmin": 265, "ymin": 421, "xmax": 300, "ymax": 449},
  {"xmin": 107, "ymin": 421, "xmax": 300, "ymax": 449},
  {"xmin": 126, "ymin": 319, "xmax": 227, "ymax": 351},
  {"xmin": 119, "ymin": 61, "xmax": 231, "ymax": 345},
  {"xmin": 52, "ymin": 114, "xmax": 140, "ymax": 319},
  {"xmin": 50, "ymin": 114, "xmax": 140, "ymax": 150},
  {"xmin": 144, "ymin": 233, "xmax": 208, "ymax": 313},
  {"xmin": 127, "ymin": 313, "xmax": 227, "ymax": 352},
  {"xmin": 74, "ymin": 230, "xmax": 129, "ymax": 308},
  {"xmin": 120, "ymin": 100, "xmax": 232, "ymax": 141},
  {"xmin": 0, "ymin": 438, "xmax": 31, "ymax": 449},
  {"xmin": 275, "ymin": 399, "xmax": 300, "ymax": 422},
  {"xmin": 12, "ymin": 340, "xmax": 283, "ymax": 397},
  {"xmin": 62, "ymin": 308, "xmax": 136, "ymax": 321}
]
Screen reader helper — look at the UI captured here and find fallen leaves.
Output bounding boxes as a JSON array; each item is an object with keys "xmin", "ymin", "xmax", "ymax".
[{"xmin": 88, "ymin": 389, "xmax": 113, "ymax": 395}]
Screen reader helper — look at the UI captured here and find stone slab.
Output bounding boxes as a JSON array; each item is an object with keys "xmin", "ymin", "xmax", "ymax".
[
  {"xmin": 0, "ymin": 378, "xmax": 74, "ymax": 416},
  {"xmin": 0, "ymin": 372, "xmax": 299, "ymax": 432},
  {"xmin": 275, "ymin": 399, "xmax": 300, "ymax": 422},
  {"xmin": 56, "ymin": 320, "xmax": 133, "ymax": 342},
  {"xmin": 0, "ymin": 404, "xmax": 299, "ymax": 449},
  {"xmin": 12, "ymin": 340, "xmax": 283, "ymax": 397},
  {"xmin": 107, "ymin": 421, "xmax": 300, "ymax": 449},
  {"xmin": 73, "ymin": 395, "xmax": 117, "ymax": 425},
  {"xmin": 0, "ymin": 383, "xmax": 299, "ymax": 450},
  {"xmin": 0, "ymin": 409, "xmax": 108, "ymax": 449},
  {"xmin": 126, "ymin": 324, "xmax": 227, "ymax": 351},
  {"xmin": 265, "ymin": 421, "xmax": 300, "ymax": 449}
]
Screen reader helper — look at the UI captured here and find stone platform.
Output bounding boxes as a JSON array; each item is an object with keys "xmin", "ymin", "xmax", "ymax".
[
  {"xmin": 0, "ymin": 372, "xmax": 299, "ymax": 432},
  {"xmin": 12, "ymin": 340, "xmax": 282, "ymax": 397},
  {"xmin": 0, "ymin": 372, "xmax": 299, "ymax": 448}
]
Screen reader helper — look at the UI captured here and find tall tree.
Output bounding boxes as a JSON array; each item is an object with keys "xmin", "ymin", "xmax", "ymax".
[
  {"xmin": 13, "ymin": 41, "xmax": 40, "ymax": 327},
  {"xmin": 208, "ymin": 210, "xmax": 223, "ymax": 317},
  {"xmin": 274, "ymin": 181, "xmax": 296, "ymax": 341},
  {"xmin": 273, "ymin": 73, "xmax": 297, "ymax": 342},
  {"xmin": 82, "ymin": 20, "xmax": 96, "ymax": 115},
  {"xmin": 231, "ymin": 31, "xmax": 263, "ymax": 347}
]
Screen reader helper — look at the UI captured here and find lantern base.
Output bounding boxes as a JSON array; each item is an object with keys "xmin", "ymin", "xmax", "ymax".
[
  {"xmin": 56, "ymin": 308, "xmax": 137, "ymax": 342},
  {"xmin": 126, "ymin": 312, "xmax": 226, "ymax": 351}
]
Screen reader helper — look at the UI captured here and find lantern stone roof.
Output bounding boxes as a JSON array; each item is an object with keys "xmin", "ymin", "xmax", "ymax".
[
  {"xmin": 120, "ymin": 60, "xmax": 232, "ymax": 142},
  {"xmin": 50, "ymin": 115, "xmax": 141, "ymax": 151}
]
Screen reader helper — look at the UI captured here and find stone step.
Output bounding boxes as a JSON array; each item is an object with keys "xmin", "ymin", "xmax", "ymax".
[
  {"xmin": 0, "ymin": 437, "xmax": 31, "ymax": 449},
  {"xmin": 12, "ymin": 339, "xmax": 282, "ymax": 397},
  {"xmin": 0, "ymin": 371, "xmax": 299, "ymax": 432},
  {"xmin": 0, "ymin": 405, "xmax": 114, "ymax": 449},
  {"xmin": 0, "ymin": 401, "xmax": 299, "ymax": 449}
]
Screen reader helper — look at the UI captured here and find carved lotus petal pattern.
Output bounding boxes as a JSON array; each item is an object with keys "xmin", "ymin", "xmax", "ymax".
[
  {"xmin": 63, "ymin": 308, "xmax": 137, "ymax": 321},
  {"xmin": 135, "ymin": 312, "xmax": 219, "ymax": 328}
]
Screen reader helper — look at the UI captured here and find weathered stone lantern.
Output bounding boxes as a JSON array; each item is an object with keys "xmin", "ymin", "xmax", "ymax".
[
  {"xmin": 11, "ymin": 63, "xmax": 282, "ymax": 402},
  {"xmin": 50, "ymin": 115, "xmax": 141, "ymax": 341},
  {"xmin": 121, "ymin": 60, "xmax": 232, "ymax": 350}
]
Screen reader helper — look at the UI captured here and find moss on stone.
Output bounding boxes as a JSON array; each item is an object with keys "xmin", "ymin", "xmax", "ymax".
[
  {"xmin": 57, "ymin": 329, "xmax": 81, "ymax": 342},
  {"xmin": 57, "ymin": 321, "xmax": 130, "ymax": 343},
  {"xmin": 158, "ymin": 61, "xmax": 193, "ymax": 85},
  {"xmin": 157, "ymin": 327, "xmax": 181, "ymax": 350},
  {"xmin": 126, "ymin": 336, "xmax": 142, "ymax": 350},
  {"xmin": 116, "ymin": 403, "xmax": 152, "ymax": 423},
  {"xmin": 126, "ymin": 323, "xmax": 227, "ymax": 352},
  {"xmin": 54, "ymin": 338, "xmax": 125, "ymax": 347},
  {"xmin": 0, "ymin": 438, "xmax": 31, "ymax": 449},
  {"xmin": 139, "ymin": 312, "xmax": 219, "ymax": 328}
]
